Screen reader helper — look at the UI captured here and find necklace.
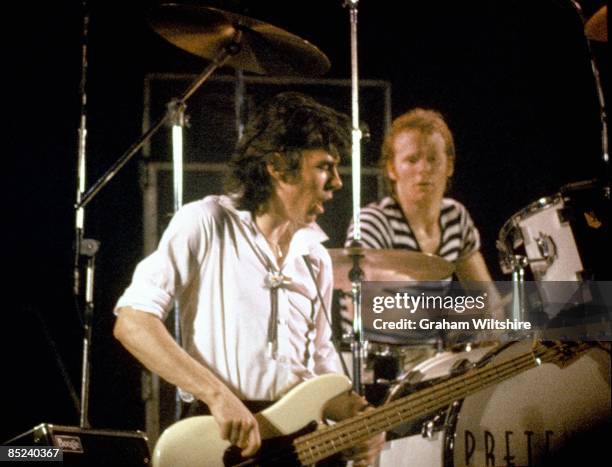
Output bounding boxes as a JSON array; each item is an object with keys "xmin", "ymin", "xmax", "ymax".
[
  {"xmin": 253, "ymin": 219, "xmax": 287, "ymax": 261},
  {"xmin": 269, "ymin": 241, "xmax": 283, "ymax": 259}
]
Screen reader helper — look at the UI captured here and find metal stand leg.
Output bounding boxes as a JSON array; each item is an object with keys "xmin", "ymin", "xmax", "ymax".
[
  {"xmin": 350, "ymin": 280, "xmax": 363, "ymax": 395},
  {"xmin": 511, "ymin": 264, "xmax": 526, "ymax": 323}
]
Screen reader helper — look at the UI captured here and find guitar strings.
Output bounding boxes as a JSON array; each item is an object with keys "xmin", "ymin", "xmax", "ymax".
[{"xmin": 293, "ymin": 343, "xmax": 588, "ymax": 464}]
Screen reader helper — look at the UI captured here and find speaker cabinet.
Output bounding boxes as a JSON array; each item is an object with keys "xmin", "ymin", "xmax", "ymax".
[{"xmin": 4, "ymin": 424, "xmax": 150, "ymax": 466}]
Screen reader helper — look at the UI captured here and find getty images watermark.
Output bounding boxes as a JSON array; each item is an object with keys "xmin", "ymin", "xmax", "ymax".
[
  {"xmin": 371, "ymin": 289, "xmax": 531, "ymax": 331},
  {"xmin": 361, "ymin": 281, "xmax": 612, "ymax": 343}
]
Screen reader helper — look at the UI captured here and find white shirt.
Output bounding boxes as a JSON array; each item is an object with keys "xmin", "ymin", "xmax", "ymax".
[{"xmin": 115, "ymin": 195, "xmax": 340, "ymax": 401}]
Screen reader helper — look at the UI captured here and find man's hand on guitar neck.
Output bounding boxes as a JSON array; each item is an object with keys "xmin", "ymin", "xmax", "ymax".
[{"xmin": 324, "ymin": 392, "xmax": 386, "ymax": 466}]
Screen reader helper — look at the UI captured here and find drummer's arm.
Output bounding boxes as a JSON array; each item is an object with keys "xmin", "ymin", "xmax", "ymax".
[
  {"xmin": 456, "ymin": 252, "xmax": 504, "ymax": 320},
  {"xmin": 455, "ymin": 251, "xmax": 491, "ymax": 282}
]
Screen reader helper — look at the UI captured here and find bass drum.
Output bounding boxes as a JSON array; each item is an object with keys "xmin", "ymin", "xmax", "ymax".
[{"xmin": 376, "ymin": 340, "xmax": 611, "ymax": 467}]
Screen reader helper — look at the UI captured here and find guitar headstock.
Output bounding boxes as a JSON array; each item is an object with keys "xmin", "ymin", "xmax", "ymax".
[{"xmin": 532, "ymin": 341, "xmax": 593, "ymax": 369}]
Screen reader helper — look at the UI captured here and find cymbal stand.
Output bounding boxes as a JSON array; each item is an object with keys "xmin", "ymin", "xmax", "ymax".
[
  {"xmin": 344, "ymin": 0, "xmax": 365, "ymax": 395},
  {"xmin": 76, "ymin": 36, "xmax": 241, "ymax": 211},
  {"xmin": 73, "ymin": 32, "xmax": 242, "ymax": 426},
  {"xmin": 168, "ymin": 100, "xmax": 186, "ymax": 213},
  {"xmin": 348, "ymin": 249, "xmax": 365, "ymax": 394},
  {"xmin": 167, "ymin": 99, "xmax": 186, "ymax": 421}
]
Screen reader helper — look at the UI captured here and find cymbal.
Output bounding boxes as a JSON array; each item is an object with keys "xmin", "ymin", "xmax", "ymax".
[
  {"xmin": 148, "ymin": 4, "xmax": 331, "ymax": 77},
  {"xmin": 329, "ymin": 248, "xmax": 455, "ymax": 291},
  {"xmin": 585, "ymin": 5, "xmax": 607, "ymax": 42}
]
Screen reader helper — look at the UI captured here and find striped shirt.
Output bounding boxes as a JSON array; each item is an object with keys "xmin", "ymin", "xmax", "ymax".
[{"xmin": 345, "ymin": 196, "xmax": 480, "ymax": 264}]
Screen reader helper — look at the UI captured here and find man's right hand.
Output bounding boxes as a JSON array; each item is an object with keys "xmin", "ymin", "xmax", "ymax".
[
  {"xmin": 207, "ymin": 389, "xmax": 261, "ymax": 457},
  {"xmin": 113, "ymin": 309, "xmax": 262, "ymax": 456}
]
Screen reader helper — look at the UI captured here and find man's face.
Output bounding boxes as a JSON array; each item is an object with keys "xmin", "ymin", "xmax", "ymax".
[
  {"xmin": 387, "ymin": 130, "xmax": 454, "ymax": 204},
  {"xmin": 277, "ymin": 149, "xmax": 343, "ymax": 225}
]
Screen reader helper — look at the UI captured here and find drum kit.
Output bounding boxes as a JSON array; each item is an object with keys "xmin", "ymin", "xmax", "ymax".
[
  {"xmin": 72, "ymin": 1, "xmax": 609, "ymax": 465},
  {"xmin": 329, "ymin": 3, "xmax": 610, "ymax": 466},
  {"xmin": 330, "ymin": 247, "xmax": 457, "ymax": 405}
]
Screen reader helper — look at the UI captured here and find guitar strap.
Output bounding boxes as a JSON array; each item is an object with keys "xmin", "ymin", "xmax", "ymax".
[{"xmin": 302, "ymin": 255, "xmax": 351, "ymax": 379}]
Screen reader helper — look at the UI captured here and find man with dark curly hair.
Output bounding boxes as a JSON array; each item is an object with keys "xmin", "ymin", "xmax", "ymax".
[{"xmin": 114, "ymin": 92, "xmax": 383, "ymax": 465}]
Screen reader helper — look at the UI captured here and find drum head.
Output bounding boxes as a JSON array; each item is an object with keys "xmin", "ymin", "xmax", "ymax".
[
  {"xmin": 384, "ymin": 343, "xmax": 497, "ymax": 439},
  {"xmin": 377, "ymin": 340, "xmax": 611, "ymax": 467}
]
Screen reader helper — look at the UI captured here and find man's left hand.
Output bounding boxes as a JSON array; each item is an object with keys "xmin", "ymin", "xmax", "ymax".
[{"xmin": 323, "ymin": 392, "xmax": 386, "ymax": 466}]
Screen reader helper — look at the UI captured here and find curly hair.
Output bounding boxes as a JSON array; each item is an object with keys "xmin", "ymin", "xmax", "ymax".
[{"xmin": 225, "ymin": 92, "xmax": 351, "ymax": 213}]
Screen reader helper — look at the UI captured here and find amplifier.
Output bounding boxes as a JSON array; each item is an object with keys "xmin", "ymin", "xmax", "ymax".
[{"xmin": 4, "ymin": 423, "xmax": 150, "ymax": 466}]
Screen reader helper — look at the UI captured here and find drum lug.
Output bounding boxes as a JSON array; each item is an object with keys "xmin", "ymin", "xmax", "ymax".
[{"xmin": 534, "ymin": 231, "xmax": 557, "ymax": 266}]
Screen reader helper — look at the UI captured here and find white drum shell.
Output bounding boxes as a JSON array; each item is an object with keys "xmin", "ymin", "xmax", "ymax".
[
  {"xmin": 498, "ymin": 196, "xmax": 584, "ymax": 282},
  {"xmin": 377, "ymin": 341, "xmax": 611, "ymax": 467}
]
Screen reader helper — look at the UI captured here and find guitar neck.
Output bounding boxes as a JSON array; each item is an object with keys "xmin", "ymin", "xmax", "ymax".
[{"xmin": 293, "ymin": 342, "xmax": 587, "ymax": 465}]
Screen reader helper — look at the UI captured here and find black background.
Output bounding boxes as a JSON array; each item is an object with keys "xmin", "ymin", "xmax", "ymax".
[{"xmin": 3, "ymin": 0, "xmax": 608, "ymax": 442}]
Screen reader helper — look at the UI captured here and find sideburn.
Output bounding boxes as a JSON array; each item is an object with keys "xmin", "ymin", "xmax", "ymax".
[{"xmin": 268, "ymin": 151, "xmax": 302, "ymax": 183}]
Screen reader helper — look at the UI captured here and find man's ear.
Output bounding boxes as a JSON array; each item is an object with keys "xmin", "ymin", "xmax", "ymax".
[
  {"xmin": 446, "ymin": 156, "xmax": 455, "ymax": 178},
  {"xmin": 266, "ymin": 153, "xmax": 284, "ymax": 182}
]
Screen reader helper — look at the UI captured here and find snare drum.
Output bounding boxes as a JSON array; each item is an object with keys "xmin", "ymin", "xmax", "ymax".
[{"xmin": 377, "ymin": 340, "xmax": 611, "ymax": 467}]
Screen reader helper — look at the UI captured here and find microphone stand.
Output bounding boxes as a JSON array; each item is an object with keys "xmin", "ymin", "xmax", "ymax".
[
  {"xmin": 73, "ymin": 23, "xmax": 242, "ymax": 427},
  {"xmin": 73, "ymin": 1, "xmax": 93, "ymax": 428}
]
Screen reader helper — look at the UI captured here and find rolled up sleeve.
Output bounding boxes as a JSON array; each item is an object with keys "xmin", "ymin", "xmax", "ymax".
[{"xmin": 115, "ymin": 202, "xmax": 209, "ymax": 320}]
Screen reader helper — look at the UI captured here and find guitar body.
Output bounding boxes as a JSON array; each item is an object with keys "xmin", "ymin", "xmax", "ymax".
[{"xmin": 152, "ymin": 374, "xmax": 352, "ymax": 467}]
